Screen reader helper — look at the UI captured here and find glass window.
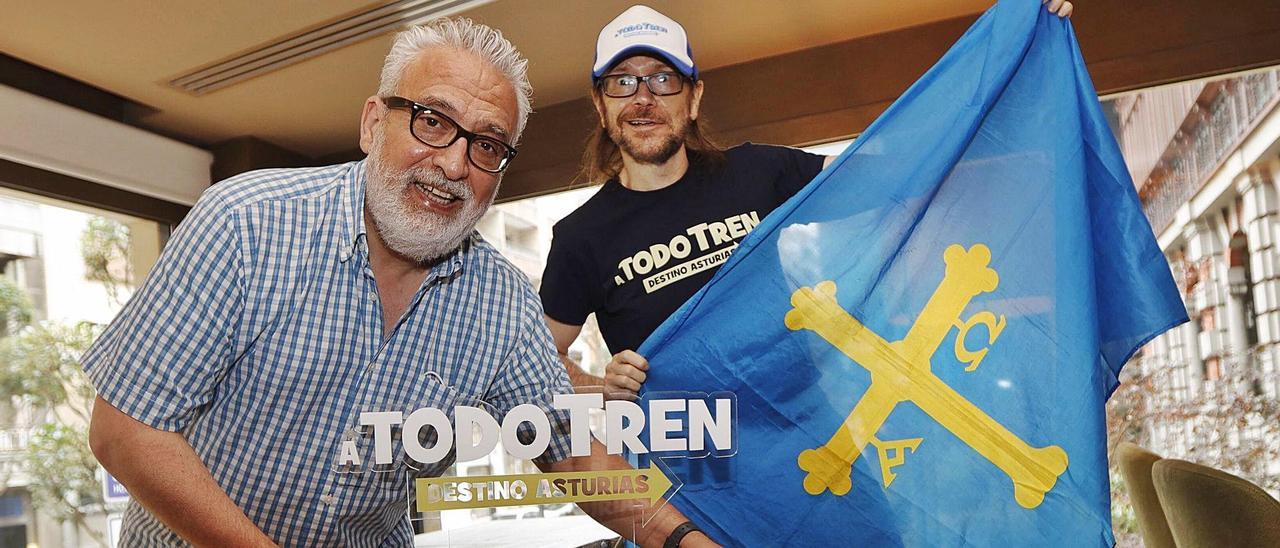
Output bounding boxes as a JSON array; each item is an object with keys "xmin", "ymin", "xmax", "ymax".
[{"xmin": 0, "ymin": 186, "xmax": 162, "ymax": 547}]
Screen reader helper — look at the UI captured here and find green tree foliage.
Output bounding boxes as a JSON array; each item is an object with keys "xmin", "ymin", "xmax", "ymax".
[
  {"xmin": 0, "ymin": 277, "xmax": 34, "ymax": 337},
  {"xmin": 25, "ymin": 423, "xmax": 103, "ymax": 531},
  {"xmin": 80, "ymin": 217, "xmax": 132, "ymax": 306},
  {"xmin": 0, "ymin": 322, "xmax": 105, "ymax": 543},
  {"xmin": 0, "ymin": 224, "xmax": 119, "ymax": 543},
  {"xmin": 0, "ymin": 322, "xmax": 99, "ymax": 422}
]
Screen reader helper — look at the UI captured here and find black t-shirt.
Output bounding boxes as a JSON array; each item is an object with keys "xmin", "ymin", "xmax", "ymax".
[{"xmin": 540, "ymin": 142, "xmax": 825, "ymax": 354}]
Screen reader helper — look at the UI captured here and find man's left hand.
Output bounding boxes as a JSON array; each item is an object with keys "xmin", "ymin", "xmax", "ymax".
[{"xmin": 1045, "ymin": 0, "xmax": 1074, "ymax": 18}]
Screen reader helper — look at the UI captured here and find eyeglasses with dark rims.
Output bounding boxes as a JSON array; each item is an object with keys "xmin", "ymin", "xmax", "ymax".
[
  {"xmin": 381, "ymin": 96, "xmax": 518, "ymax": 174},
  {"xmin": 597, "ymin": 71, "xmax": 685, "ymax": 98}
]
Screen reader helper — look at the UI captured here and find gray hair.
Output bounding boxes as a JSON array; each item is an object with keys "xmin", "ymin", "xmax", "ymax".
[{"xmin": 378, "ymin": 18, "xmax": 532, "ymax": 143}]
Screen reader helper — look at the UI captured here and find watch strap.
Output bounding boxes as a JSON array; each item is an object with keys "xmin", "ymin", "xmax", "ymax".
[{"xmin": 663, "ymin": 521, "xmax": 702, "ymax": 548}]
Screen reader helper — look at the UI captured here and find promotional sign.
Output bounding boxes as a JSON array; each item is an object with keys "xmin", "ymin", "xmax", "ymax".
[{"xmin": 348, "ymin": 391, "xmax": 736, "ymax": 532}]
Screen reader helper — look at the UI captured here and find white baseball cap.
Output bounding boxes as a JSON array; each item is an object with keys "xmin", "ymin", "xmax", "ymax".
[{"xmin": 592, "ymin": 5, "xmax": 697, "ymax": 81}]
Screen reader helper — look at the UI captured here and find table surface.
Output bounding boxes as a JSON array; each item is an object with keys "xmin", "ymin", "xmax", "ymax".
[{"xmin": 414, "ymin": 515, "xmax": 619, "ymax": 548}]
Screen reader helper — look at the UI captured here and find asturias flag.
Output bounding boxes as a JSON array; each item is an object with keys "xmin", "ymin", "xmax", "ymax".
[{"xmin": 637, "ymin": 1, "xmax": 1187, "ymax": 545}]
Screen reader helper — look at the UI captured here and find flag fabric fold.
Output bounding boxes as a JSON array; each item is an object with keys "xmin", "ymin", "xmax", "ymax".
[{"xmin": 637, "ymin": 1, "xmax": 1187, "ymax": 545}]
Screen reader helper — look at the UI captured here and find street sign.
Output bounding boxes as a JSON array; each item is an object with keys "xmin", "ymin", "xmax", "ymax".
[{"xmin": 102, "ymin": 470, "xmax": 129, "ymax": 504}]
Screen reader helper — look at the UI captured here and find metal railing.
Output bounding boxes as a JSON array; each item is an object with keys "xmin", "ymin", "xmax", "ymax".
[
  {"xmin": 1138, "ymin": 70, "xmax": 1280, "ymax": 232},
  {"xmin": 0, "ymin": 427, "xmax": 32, "ymax": 454}
]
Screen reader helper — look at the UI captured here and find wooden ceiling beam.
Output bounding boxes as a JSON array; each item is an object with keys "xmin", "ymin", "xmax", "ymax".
[{"xmin": 497, "ymin": 0, "xmax": 1280, "ymax": 202}]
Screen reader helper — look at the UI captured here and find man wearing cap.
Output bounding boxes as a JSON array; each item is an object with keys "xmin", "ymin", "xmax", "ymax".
[{"xmin": 540, "ymin": 2, "xmax": 1073, "ymax": 399}]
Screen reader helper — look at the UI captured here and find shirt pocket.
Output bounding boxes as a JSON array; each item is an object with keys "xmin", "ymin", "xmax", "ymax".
[
  {"xmin": 398, "ymin": 371, "xmax": 479, "ymax": 479},
  {"xmin": 334, "ymin": 371, "xmax": 471, "ymax": 488}
]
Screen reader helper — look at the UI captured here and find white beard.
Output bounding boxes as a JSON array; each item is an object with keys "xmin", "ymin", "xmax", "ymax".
[{"xmin": 364, "ymin": 133, "xmax": 494, "ymax": 264}]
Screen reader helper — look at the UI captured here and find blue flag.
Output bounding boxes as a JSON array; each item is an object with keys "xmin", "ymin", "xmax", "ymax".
[{"xmin": 637, "ymin": 1, "xmax": 1187, "ymax": 545}]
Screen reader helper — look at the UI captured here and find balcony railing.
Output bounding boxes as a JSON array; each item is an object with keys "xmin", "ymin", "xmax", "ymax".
[
  {"xmin": 0, "ymin": 427, "xmax": 32, "ymax": 454},
  {"xmin": 1138, "ymin": 69, "xmax": 1280, "ymax": 233}
]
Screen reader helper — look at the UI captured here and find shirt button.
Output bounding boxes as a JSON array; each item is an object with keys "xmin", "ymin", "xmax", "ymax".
[
  {"xmin": 320, "ymin": 494, "xmax": 337, "ymax": 506},
  {"xmin": 343, "ymin": 429, "xmax": 358, "ymax": 441}
]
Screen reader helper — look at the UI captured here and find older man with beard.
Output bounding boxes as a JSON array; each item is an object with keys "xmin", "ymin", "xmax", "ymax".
[
  {"xmin": 82, "ymin": 17, "xmax": 713, "ymax": 548},
  {"xmin": 541, "ymin": 3, "xmax": 1073, "ymax": 401}
]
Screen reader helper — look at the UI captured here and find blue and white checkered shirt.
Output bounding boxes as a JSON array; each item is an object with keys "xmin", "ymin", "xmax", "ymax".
[{"xmin": 83, "ymin": 160, "xmax": 573, "ymax": 547}]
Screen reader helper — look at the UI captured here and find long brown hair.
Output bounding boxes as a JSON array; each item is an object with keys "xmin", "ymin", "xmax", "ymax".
[{"xmin": 579, "ymin": 85, "xmax": 725, "ymax": 185}]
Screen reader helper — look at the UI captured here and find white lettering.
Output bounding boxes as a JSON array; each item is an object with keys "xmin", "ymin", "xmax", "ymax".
[
  {"xmin": 337, "ymin": 439, "xmax": 361, "ymax": 466},
  {"xmin": 605, "ymin": 400, "xmax": 648, "ymax": 454},
  {"xmin": 669, "ymin": 235, "xmax": 692, "ymax": 259},
  {"xmin": 403, "ymin": 407, "xmax": 453, "ymax": 464},
  {"xmin": 553, "ymin": 393, "xmax": 603, "ymax": 457},
  {"xmin": 687, "ymin": 223, "xmax": 711, "ymax": 250},
  {"xmin": 688, "ymin": 399, "xmax": 734, "ymax": 452},
  {"xmin": 493, "ymin": 480, "xmax": 509, "ymax": 499},
  {"xmin": 537, "ymin": 479, "xmax": 554, "ymax": 498},
  {"xmin": 649, "ymin": 243, "xmax": 671, "ymax": 270},
  {"xmin": 649, "ymin": 399, "xmax": 687, "ymax": 452},
  {"xmin": 633, "ymin": 250, "xmax": 654, "ymax": 274},
  {"xmin": 499, "ymin": 404, "xmax": 551, "ymax": 460},
  {"xmin": 618, "ymin": 256, "xmax": 635, "ymax": 280},
  {"xmin": 455, "ymin": 406, "xmax": 500, "ymax": 463},
  {"xmin": 726, "ymin": 215, "xmax": 747, "ymax": 239},
  {"xmin": 357, "ymin": 397, "xmax": 734, "ymax": 469},
  {"xmin": 708, "ymin": 221, "xmax": 731, "ymax": 246},
  {"xmin": 360, "ymin": 411, "xmax": 402, "ymax": 465},
  {"xmin": 511, "ymin": 480, "xmax": 528, "ymax": 499}
]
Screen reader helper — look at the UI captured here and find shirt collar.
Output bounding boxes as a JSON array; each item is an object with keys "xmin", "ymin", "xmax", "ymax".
[
  {"xmin": 431, "ymin": 234, "xmax": 473, "ymax": 281},
  {"xmin": 339, "ymin": 159, "xmax": 368, "ymax": 263}
]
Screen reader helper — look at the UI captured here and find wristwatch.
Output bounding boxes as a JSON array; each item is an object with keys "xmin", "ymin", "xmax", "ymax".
[{"xmin": 663, "ymin": 521, "xmax": 703, "ymax": 548}]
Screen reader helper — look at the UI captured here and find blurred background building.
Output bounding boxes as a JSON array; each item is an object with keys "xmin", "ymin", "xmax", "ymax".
[{"xmin": 1103, "ymin": 67, "xmax": 1280, "ymax": 543}]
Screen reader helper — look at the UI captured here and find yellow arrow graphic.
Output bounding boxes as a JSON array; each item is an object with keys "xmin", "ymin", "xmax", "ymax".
[{"xmin": 416, "ymin": 462, "xmax": 675, "ymax": 512}]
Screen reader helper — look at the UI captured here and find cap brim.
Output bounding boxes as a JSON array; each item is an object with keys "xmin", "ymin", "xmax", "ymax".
[{"xmin": 592, "ymin": 45, "xmax": 696, "ymax": 81}]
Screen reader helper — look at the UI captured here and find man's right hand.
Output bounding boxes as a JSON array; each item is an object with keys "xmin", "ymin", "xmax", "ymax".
[
  {"xmin": 603, "ymin": 349, "xmax": 649, "ymax": 400},
  {"xmin": 89, "ymin": 396, "xmax": 278, "ymax": 547}
]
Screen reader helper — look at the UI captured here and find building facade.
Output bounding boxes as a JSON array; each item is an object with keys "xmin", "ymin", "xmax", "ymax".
[{"xmin": 1111, "ymin": 67, "xmax": 1280, "ymax": 487}]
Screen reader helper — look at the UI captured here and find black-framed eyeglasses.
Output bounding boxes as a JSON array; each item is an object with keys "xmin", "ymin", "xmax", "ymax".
[
  {"xmin": 597, "ymin": 71, "xmax": 685, "ymax": 98},
  {"xmin": 382, "ymin": 96, "xmax": 518, "ymax": 173}
]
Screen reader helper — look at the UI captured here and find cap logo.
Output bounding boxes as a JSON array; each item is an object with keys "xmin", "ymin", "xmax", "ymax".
[{"xmin": 614, "ymin": 22, "xmax": 669, "ymax": 38}]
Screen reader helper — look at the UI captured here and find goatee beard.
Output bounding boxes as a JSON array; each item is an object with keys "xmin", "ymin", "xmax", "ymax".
[
  {"xmin": 610, "ymin": 112, "xmax": 689, "ymax": 165},
  {"xmin": 617, "ymin": 130, "xmax": 684, "ymax": 165},
  {"xmin": 364, "ymin": 133, "xmax": 494, "ymax": 264}
]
